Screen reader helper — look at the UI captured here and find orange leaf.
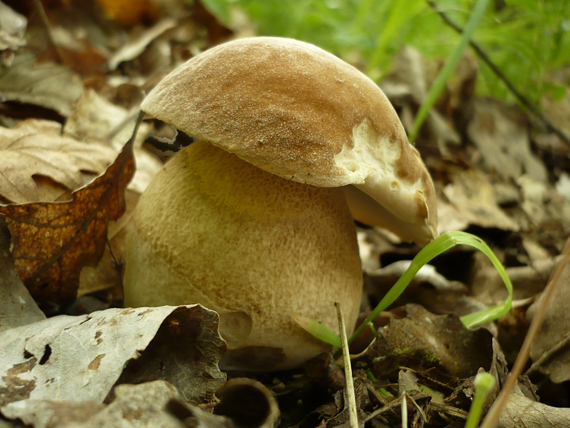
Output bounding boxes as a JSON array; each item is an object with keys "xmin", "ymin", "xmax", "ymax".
[{"xmin": 0, "ymin": 137, "xmax": 135, "ymax": 305}]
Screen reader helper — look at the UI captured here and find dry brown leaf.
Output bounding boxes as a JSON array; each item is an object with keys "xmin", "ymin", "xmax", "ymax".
[
  {"xmin": 0, "ymin": 52, "xmax": 82, "ymax": 116},
  {"xmin": 0, "ymin": 119, "xmax": 116, "ymax": 204},
  {"xmin": 359, "ymin": 304, "xmax": 494, "ymax": 381},
  {"xmin": 499, "ymin": 385, "xmax": 570, "ymax": 428},
  {"xmin": 528, "ymin": 237, "xmax": 570, "ymax": 383},
  {"xmin": 442, "ymin": 169, "xmax": 520, "ymax": 232},
  {"xmin": 0, "ymin": 305, "xmax": 226, "ymax": 408},
  {"xmin": 467, "ymin": 98, "xmax": 547, "ymax": 183},
  {"xmin": 107, "ymin": 18, "xmax": 176, "ymax": 70},
  {"xmin": 0, "ymin": 137, "xmax": 134, "ymax": 305},
  {"xmin": 0, "ymin": 2, "xmax": 27, "ymax": 53},
  {"xmin": 0, "ymin": 217, "xmax": 46, "ymax": 331},
  {"xmin": 63, "ymin": 90, "xmax": 161, "ymax": 194}
]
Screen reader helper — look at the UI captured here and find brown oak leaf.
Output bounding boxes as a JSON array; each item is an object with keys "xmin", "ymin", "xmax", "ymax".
[
  {"xmin": 0, "ymin": 119, "xmax": 116, "ymax": 204},
  {"xmin": 0, "ymin": 135, "xmax": 135, "ymax": 305}
]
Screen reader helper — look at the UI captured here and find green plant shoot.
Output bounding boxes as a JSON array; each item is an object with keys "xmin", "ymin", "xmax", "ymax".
[
  {"xmin": 465, "ymin": 372, "xmax": 496, "ymax": 428},
  {"xmin": 408, "ymin": 0, "xmax": 490, "ymax": 142},
  {"xmin": 297, "ymin": 231, "xmax": 513, "ymax": 351}
]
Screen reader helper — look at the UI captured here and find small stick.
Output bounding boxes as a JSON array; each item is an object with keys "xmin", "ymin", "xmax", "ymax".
[
  {"xmin": 336, "ymin": 302, "xmax": 359, "ymax": 428},
  {"xmin": 427, "ymin": 0, "xmax": 570, "ymax": 147},
  {"xmin": 401, "ymin": 392, "xmax": 408, "ymax": 428},
  {"xmin": 525, "ymin": 332, "xmax": 570, "ymax": 376},
  {"xmin": 32, "ymin": 0, "xmax": 67, "ymax": 64}
]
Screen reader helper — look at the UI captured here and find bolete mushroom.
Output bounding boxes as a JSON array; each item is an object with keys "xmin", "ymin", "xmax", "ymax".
[{"xmin": 124, "ymin": 37, "xmax": 438, "ymax": 371}]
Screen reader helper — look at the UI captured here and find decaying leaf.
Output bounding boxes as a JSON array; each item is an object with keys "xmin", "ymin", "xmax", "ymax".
[
  {"xmin": 380, "ymin": 46, "xmax": 461, "ymax": 155},
  {"xmin": 0, "ymin": 304, "xmax": 226, "ymax": 408},
  {"xmin": 472, "ymin": 254, "xmax": 557, "ymax": 302},
  {"xmin": 0, "ymin": 119, "xmax": 116, "ymax": 204},
  {"xmin": 442, "ymin": 169, "xmax": 520, "ymax": 232},
  {"xmin": 0, "ymin": 137, "xmax": 134, "ymax": 304},
  {"xmin": 64, "ymin": 89, "xmax": 161, "ymax": 194},
  {"xmin": 0, "ymin": 2, "xmax": 27, "ymax": 53},
  {"xmin": 1, "ymin": 377, "xmax": 282, "ymax": 428},
  {"xmin": 528, "ymin": 237, "xmax": 570, "ymax": 383},
  {"xmin": 467, "ymin": 98, "xmax": 547, "ymax": 184},
  {"xmin": 0, "ymin": 217, "xmax": 45, "ymax": 331},
  {"xmin": 499, "ymin": 385, "xmax": 570, "ymax": 428},
  {"xmin": 0, "ymin": 52, "xmax": 82, "ymax": 116},
  {"xmin": 107, "ymin": 18, "xmax": 177, "ymax": 70},
  {"xmin": 358, "ymin": 305, "xmax": 494, "ymax": 381}
]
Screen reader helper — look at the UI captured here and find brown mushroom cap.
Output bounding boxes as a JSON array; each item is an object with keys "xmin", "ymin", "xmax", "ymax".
[{"xmin": 141, "ymin": 37, "xmax": 438, "ymax": 244}]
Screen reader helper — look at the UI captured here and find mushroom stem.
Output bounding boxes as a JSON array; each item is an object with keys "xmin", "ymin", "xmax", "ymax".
[{"xmin": 124, "ymin": 141, "xmax": 363, "ymax": 371}]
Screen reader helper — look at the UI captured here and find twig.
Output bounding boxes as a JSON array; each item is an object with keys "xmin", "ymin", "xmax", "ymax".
[
  {"xmin": 32, "ymin": 0, "xmax": 67, "ymax": 64},
  {"xmin": 525, "ymin": 332, "xmax": 570, "ymax": 376},
  {"xmin": 401, "ymin": 392, "xmax": 408, "ymax": 428},
  {"xmin": 364, "ymin": 396, "xmax": 404, "ymax": 422},
  {"xmin": 336, "ymin": 302, "xmax": 359, "ymax": 428},
  {"xmin": 426, "ymin": 0, "xmax": 570, "ymax": 147},
  {"xmin": 479, "ymin": 244, "xmax": 570, "ymax": 428}
]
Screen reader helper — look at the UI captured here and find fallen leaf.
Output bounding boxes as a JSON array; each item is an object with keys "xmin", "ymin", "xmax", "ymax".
[
  {"xmin": 359, "ymin": 305, "xmax": 494, "ymax": 381},
  {"xmin": 0, "ymin": 52, "xmax": 82, "ymax": 117},
  {"xmin": 0, "ymin": 119, "xmax": 116, "ymax": 204},
  {"xmin": 63, "ymin": 91, "xmax": 162, "ymax": 297},
  {"xmin": 380, "ymin": 46, "xmax": 461, "ymax": 155},
  {"xmin": 0, "ymin": 137, "xmax": 134, "ymax": 305},
  {"xmin": 0, "ymin": 217, "xmax": 45, "ymax": 331},
  {"xmin": 472, "ymin": 253, "xmax": 557, "ymax": 302},
  {"xmin": 0, "ymin": 305, "xmax": 226, "ymax": 407},
  {"xmin": 214, "ymin": 378, "xmax": 280, "ymax": 428},
  {"xmin": 63, "ymin": 89, "xmax": 161, "ymax": 194},
  {"xmin": 499, "ymin": 385, "xmax": 570, "ymax": 428},
  {"xmin": 442, "ymin": 169, "xmax": 520, "ymax": 232},
  {"xmin": 0, "ymin": 2, "xmax": 27, "ymax": 52},
  {"xmin": 107, "ymin": 18, "xmax": 177, "ymax": 70},
  {"xmin": 528, "ymin": 237, "xmax": 570, "ymax": 383},
  {"xmin": 96, "ymin": 0, "xmax": 159, "ymax": 27},
  {"xmin": 467, "ymin": 98, "xmax": 547, "ymax": 183},
  {"xmin": 2, "ymin": 400, "xmax": 105, "ymax": 428}
]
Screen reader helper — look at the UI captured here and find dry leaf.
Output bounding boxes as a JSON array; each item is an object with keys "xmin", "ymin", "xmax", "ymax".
[
  {"xmin": 380, "ymin": 46, "xmax": 460, "ymax": 155},
  {"xmin": 0, "ymin": 2, "xmax": 27, "ymax": 52},
  {"xmin": 360, "ymin": 305, "xmax": 494, "ymax": 381},
  {"xmin": 107, "ymin": 18, "xmax": 177, "ymax": 70},
  {"xmin": 0, "ymin": 217, "xmax": 45, "ymax": 331},
  {"xmin": 215, "ymin": 378, "xmax": 280, "ymax": 428},
  {"xmin": 0, "ymin": 380, "xmax": 238, "ymax": 428},
  {"xmin": 0, "ymin": 137, "xmax": 134, "ymax": 305},
  {"xmin": 0, "ymin": 119, "xmax": 116, "ymax": 204},
  {"xmin": 467, "ymin": 98, "xmax": 547, "ymax": 183},
  {"xmin": 442, "ymin": 169, "xmax": 520, "ymax": 232},
  {"xmin": 0, "ymin": 305, "xmax": 226, "ymax": 407},
  {"xmin": 0, "ymin": 52, "xmax": 82, "ymax": 116},
  {"xmin": 96, "ymin": 0, "xmax": 159, "ymax": 26},
  {"xmin": 528, "ymin": 237, "xmax": 570, "ymax": 383},
  {"xmin": 63, "ymin": 89, "xmax": 161, "ymax": 194},
  {"xmin": 499, "ymin": 385, "xmax": 570, "ymax": 428}
]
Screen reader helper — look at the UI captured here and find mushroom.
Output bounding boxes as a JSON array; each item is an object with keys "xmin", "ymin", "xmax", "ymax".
[{"xmin": 123, "ymin": 37, "xmax": 438, "ymax": 371}]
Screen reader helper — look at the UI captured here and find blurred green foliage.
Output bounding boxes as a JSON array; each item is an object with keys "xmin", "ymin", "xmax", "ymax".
[{"xmin": 202, "ymin": 0, "xmax": 570, "ymax": 103}]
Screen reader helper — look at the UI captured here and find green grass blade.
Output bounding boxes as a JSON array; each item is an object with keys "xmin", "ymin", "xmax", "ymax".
[
  {"xmin": 298, "ymin": 231, "xmax": 513, "ymax": 356},
  {"xmin": 408, "ymin": 0, "xmax": 490, "ymax": 142},
  {"xmin": 293, "ymin": 314, "xmax": 342, "ymax": 348}
]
